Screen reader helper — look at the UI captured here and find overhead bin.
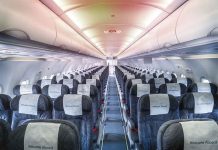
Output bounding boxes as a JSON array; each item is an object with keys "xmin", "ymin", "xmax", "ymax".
[
  {"xmin": 0, "ymin": 0, "xmax": 104, "ymax": 58},
  {"xmin": 0, "ymin": 0, "xmax": 56, "ymax": 45},
  {"xmin": 54, "ymin": 18, "xmax": 73, "ymax": 51},
  {"xmin": 54, "ymin": 14, "xmax": 104, "ymax": 56},
  {"xmin": 156, "ymin": 5, "xmax": 185, "ymax": 48},
  {"xmin": 119, "ymin": 0, "xmax": 218, "ymax": 59},
  {"xmin": 121, "ymin": 28, "xmax": 160, "ymax": 58},
  {"xmin": 176, "ymin": 0, "xmax": 218, "ymax": 43},
  {"xmin": 143, "ymin": 28, "xmax": 160, "ymax": 53}
]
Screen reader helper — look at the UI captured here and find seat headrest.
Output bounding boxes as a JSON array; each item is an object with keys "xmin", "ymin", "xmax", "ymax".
[
  {"xmin": 166, "ymin": 83, "xmax": 181, "ymax": 97},
  {"xmin": 8, "ymin": 120, "xmax": 80, "ymax": 150},
  {"xmin": 37, "ymin": 79, "xmax": 57, "ymax": 89},
  {"xmin": 86, "ymin": 79, "xmax": 99, "ymax": 87},
  {"xmin": 0, "ymin": 94, "xmax": 11, "ymax": 110},
  {"xmin": 92, "ymin": 75, "xmax": 100, "ymax": 80},
  {"xmin": 131, "ymin": 79, "xmax": 142, "ymax": 86},
  {"xmin": 124, "ymin": 74, "xmax": 135, "ymax": 80},
  {"xmin": 54, "ymin": 94, "xmax": 92, "ymax": 116},
  {"xmin": 42, "ymin": 84, "xmax": 69, "ymax": 99},
  {"xmin": 177, "ymin": 78, "xmax": 188, "ymax": 86},
  {"xmin": 159, "ymin": 73, "xmax": 172, "ymax": 81},
  {"xmin": 171, "ymin": 77, "xmax": 193, "ymax": 87},
  {"xmin": 60, "ymin": 79, "xmax": 78, "ymax": 89},
  {"xmin": 159, "ymin": 83, "xmax": 187, "ymax": 97},
  {"xmin": 11, "ymin": 94, "xmax": 51, "ymax": 115},
  {"xmin": 77, "ymin": 84, "xmax": 98, "ymax": 98},
  {"xmin": 74, "ymin": 75, "xmax": 84, "ymax": 83},
  {"xmin": 13, "ymin": 84, "xmax": 41, "ymax": 96},
  {"xmin": 188, "ymin": 83, "xmax": 217, "ymax": 94},
  {"xmin": 145, "ymin": 74, "xmax": 154, "ymax": 83},
  {"xmin": 69, "ymin": 74, "xmax": 74, "ymax": 79},
  {"xmin": 180, "ymin": 93, "xmax": 218, "ymax": 114},
  {"xmin": 148, "ymin": 78, "xmax": 169, "ymax": 88},
  {"xmin": 77, "ymin": 84, "xmax": 91, "ymax": 97},
  {"xmin": 157, "ymin": 119, "xmax": 218, "ymax": 150},
  {"xmin": 55, "ymin": 74, "xmax": 68, "ymax": 83},
  {"xmin": 139, "ymin": 94, "xmax": 178, "ymax": 115},
  {"xmin": 130, "ymin": 84, "xmax": 156, "ymax": 98},
  {"xmin": 126, "ymin": 79, "xmax": 142, "ymax": 89}
]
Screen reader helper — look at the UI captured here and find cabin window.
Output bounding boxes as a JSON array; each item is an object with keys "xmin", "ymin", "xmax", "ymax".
[
  {"xmin": 180, "ymin": 74, "xmax": 186, "ymax": 78},
  {"xmin": 50, "ymin": 74, "xmax": 55, "ymax": 79},
  {"xmin": 200, "ymin": 76, "xmax": 210, "ymax": 83},
  {"xmin": 20, "ymin": 80, "xmax": 30, "ymax": 85},
  {"xmin": 42, "ymin": 76, "xmax": 48, "ymax": 79}
]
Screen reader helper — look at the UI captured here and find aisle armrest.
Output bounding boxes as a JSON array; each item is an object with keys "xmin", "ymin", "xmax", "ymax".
[{"xmin": 126, "ymin": 118, "xmax": 139, "ymax": 148}]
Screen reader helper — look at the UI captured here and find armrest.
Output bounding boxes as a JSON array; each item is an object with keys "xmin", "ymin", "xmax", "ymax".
[
  {"xmin": 127, "ymin": 119, "xmax": 135, "ymax": 129},
  {"xmin": 126, "ymin": 119, "xmax": 139, "ymax": 147}
]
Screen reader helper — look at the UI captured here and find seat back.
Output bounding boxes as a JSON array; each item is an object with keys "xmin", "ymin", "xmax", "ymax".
[
  {"xmin": 8, "ymin": 120, "xmax": 80, "ymax": 150},
  {"xmin": 138, "ymin": 94, "xmax": 179, "ymax": 150},
  {"xmin": 54, "ymin": 74, "xmax": 68, "ymax": 83},
  {"xmin": 171, "ymin": 77, "xmax": 193, "ymax": 87},
  {"xmin": 74, "ymin": 84, "xmax": 99, "ymax": 125},
  {"xmin": 0, "ymin": 94, "xmax": 11, "ymax": 123},
  {"xmin": 148, "ymin": 78, "xmax": 170, "ymax": 91},
  {"xmin": 158, "ymin": 73, "xmax": 174, "ymax": 81},
  {"xmin": 157, "ymin": 119, "xmax": 218, "ymax": 150},
  {"xmin": 74, "ymin": 75, "xmax": 85, "ymax": 84},
  {"xmin": 37, "ymin": 79, "xmax": 57, "ymax": 89},
  {"xmin": 141, "ymin": 74, "xmax": 154, "ymax": 83},
  {"xmin": 129, "ymin": 84, "xmax": 156, "ymax": 124},
  {"xmin": 179, "ymin": 93, "xmax": 218, "ymax": 120},
  {"xmin": 59, "ymin": 79, "xmax": 79, "ymax": 94},
  {"xmin": 92, "ymin": 75, "xmax": 105, "ymax": 98},
  {"xmin": 85, "ymin": 79, "xmax": 102, "ymax": 100},
  {"xmin": 13, "ymin": 84, "xmax": 41, "ymax": 96},
  {"xmin": 42, "ymin": 84, "xmax": 69, "ymax": 102},
  {"xmin": 54, "ymin": 94, "xmax": 93, "ymax": 150},
  {"xmin": 122, "ymin": 74, "xmax": 135, "ymax": 94},
  {"xmin": 69, "ymin": 74, "xmax": 74, "ymax": 79},
  {"xmin": 10, "ymin": 94, "xmax": 52, "ymax": 130},
  {"xmin": 0, "ymin": 119, "xmax": 11, "ymax": 150},
  {"xmin": 124, "ymin": 79, "xmax": 143, "ymax": 110},
  {"xmin": 92, "ymin": 75, "xmax": 100, "ymax": 80},
  {"xmin": 159, "ymin": 83, "xmax": 187, "ymax": 100},
  {"xmin": 188, "ymin": 83, "xmax": 217, "ymax": 94}
]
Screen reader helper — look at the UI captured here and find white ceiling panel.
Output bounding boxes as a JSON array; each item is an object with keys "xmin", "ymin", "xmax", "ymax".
[{"xmin": 40, "ymin": 0, "xmax": 187, "ymax": 57}]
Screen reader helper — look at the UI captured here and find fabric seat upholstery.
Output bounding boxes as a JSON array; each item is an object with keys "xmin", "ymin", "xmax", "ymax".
[{"xmin": 138, "ymin": 94, "xmax": 179, "ymax": 150}]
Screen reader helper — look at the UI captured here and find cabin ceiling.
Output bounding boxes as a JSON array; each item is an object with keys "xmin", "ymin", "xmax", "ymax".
[{"xmin": 40, "ymin": 0, "xmax": 186, "ymax": 58}]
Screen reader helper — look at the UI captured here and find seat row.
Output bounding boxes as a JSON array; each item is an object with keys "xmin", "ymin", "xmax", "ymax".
[
  {"xmin": 115, "ymin": 65, "xmax": 218, "ymax": 150},
  {"xmin": 1, "ymin": 118, "xmax": 217, "ymax": 150},
  {"xmin": 125, "ymin": 92, "xmax": 218, "ymax": 149},
  {"xmin": 0, "ymin": 66, "xmax": 109, "ymax": 150},
  {"xmin": 37, "ymin": 66, "xmax": 108, "ymax": 91},
  {"xmin": 115, "ymin": 65, "xmax": 217, "ymax": 121}
]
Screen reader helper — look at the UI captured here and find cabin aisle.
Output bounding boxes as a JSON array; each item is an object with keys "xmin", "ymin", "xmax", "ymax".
[{"xmin": 101, "ymin": 76, "xmax": 128, "ymax": 150}]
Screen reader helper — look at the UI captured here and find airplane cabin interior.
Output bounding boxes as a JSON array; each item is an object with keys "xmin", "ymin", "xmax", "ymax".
[{"xmin": 0, "ymin": 0, "xmax": 218, "ymax": 150}]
